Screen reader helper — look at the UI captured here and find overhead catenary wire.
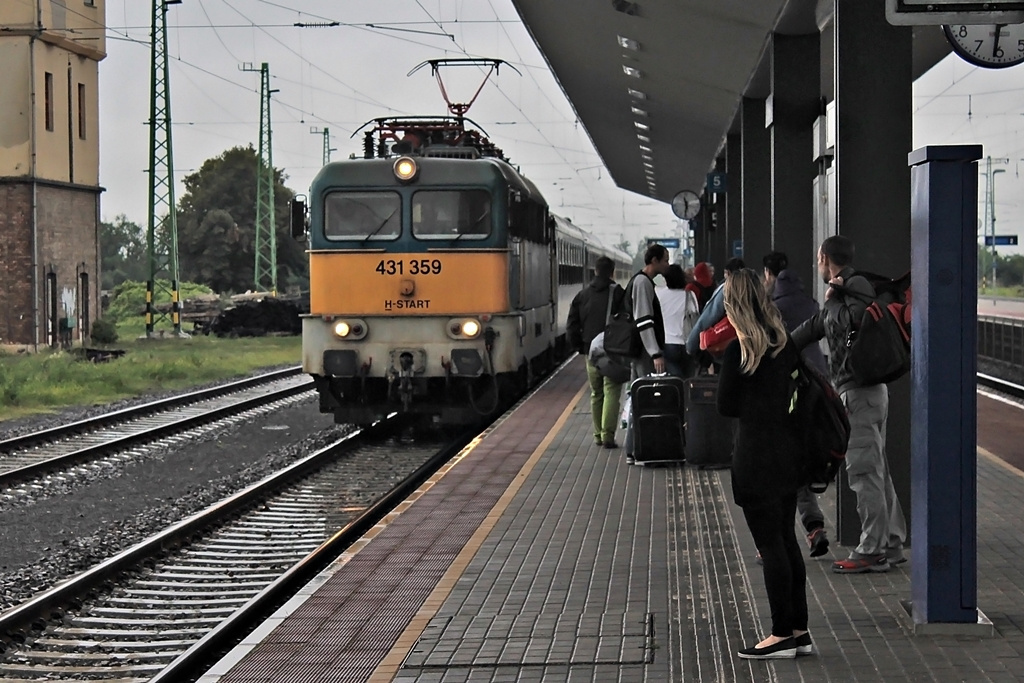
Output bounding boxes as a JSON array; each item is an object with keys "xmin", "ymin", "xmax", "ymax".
[{"xmin": 93, "ymin": 0, "xmax": 672, "ymax": 239}]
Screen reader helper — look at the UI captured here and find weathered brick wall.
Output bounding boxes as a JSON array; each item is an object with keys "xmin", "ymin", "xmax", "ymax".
[
  {"xmin": 0, "ymin": 183, "xmax": 34, "ymax": 345},
  {"xmin": 37, "ymin": 184, "xmax": 101, "ymax": 346},
  {"xmin": 0, "ymin": 181, "xmax": 100, "ymax": 347}
]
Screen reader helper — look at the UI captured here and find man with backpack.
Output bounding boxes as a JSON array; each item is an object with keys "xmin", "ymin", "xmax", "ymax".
[
  {"xmin": 791, "ymin": 235, "xmax": 907, "ymax": 574},
  {"xmin": 566, "ymin": 256, "xmax": 627, "ymax": 449},
  {"xmin": 623, "ymin": 243, "xmax": 670, "ymax": 464}
]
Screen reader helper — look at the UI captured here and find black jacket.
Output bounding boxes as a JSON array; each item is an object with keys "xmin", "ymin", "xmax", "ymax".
[
  {"xmin": 717, "ymin": 337, "xmax": 804, "ymax": 508},
  {"xmin": 566, "ymin": 276, "xmax": 625, "ymax": 355},
  {"xmin": 771, "ymin": 269, "xmax": 828, "ymax": 376},
  {"xmin": 791, "ymin": 266, "xmax": 873, "ymax": 391}
]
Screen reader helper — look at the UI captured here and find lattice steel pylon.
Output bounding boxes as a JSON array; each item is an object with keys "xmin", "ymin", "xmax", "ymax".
[
  {"xmin": 145, "ymin": 0, "xmax": 183, "ymax": 337},
  {"xmin": 244, "ymin": 62, "xmax": 277, "ymax": 295},
  {"xmin": 310, "ymin": 126, "xmax": 335, "ymax": 166}
]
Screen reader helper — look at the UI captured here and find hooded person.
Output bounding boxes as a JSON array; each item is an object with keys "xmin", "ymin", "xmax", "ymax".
[
  {"xmin": 762, "ymin": 251, "xmax": 831, "ymax": 560},
  {"xmin": 763, "ymin": 252, "xmax": 828, "ymax": 377},
  {"xmin": 685, "ymin": 262, "xmax": 715, "ymax": 311}
]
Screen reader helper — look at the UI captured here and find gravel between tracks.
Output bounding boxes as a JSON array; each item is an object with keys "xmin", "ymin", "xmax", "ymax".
[{"xmin": 0, "ymin": 374, "xmax": 348, "ymax": 612}]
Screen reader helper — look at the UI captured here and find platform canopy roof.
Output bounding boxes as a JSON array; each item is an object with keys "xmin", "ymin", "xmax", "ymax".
[{"xmin": 509, "ymin": 0, "xmax": 951, "ymax": 206}]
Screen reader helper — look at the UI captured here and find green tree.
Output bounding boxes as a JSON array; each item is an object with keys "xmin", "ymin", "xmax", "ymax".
[
  {"xmin": 999, "ymin": 254, "xmax": 1024, "ymax": 288},
  {"xmin": 99, "ymin": 215, "xmax": 147, "ymax": 289},
  {"xmin": 105, "ymin": 279, "xmax": 214, "ymax": 322},
  {"xmin": 176, "ymin": 146, "xmax": 307, "ymax": 294}
]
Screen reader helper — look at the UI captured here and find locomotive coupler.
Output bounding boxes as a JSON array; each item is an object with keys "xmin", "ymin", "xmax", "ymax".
[
  {"xmin": 358, "ymin": 358, "xmax": 372, "ymax": 404},
  {"xmin": 386, "ymin": 352, "xmax": 415, "ymax": 411},
  {"xmin": 440, "ymin": 356, "xmax": 453, "ymax": 393}
]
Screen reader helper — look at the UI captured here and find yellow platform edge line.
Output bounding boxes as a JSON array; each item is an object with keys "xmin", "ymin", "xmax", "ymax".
[
  {"xmin": 368, "ymin": 383, "xmax": 588, "ymax": 682},
  {"xmin": 978, "ymin": 445, "xmax": 1024, "ymax": 479}
]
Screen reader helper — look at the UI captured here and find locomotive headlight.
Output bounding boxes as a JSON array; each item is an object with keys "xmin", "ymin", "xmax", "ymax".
[
  {"xmin": 328, "ymin": 318, "xmax": 367, "ymax": 340},
  {"xmin": 447, "ymin": 318, "xmax": 482, "ymax": 339},
  {"xmin": 393, "ymin": 156, "xmax": 418, "ymax": 183}
]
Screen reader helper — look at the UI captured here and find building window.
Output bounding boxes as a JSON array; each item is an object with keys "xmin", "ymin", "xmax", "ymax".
[
  {"xmin": 44, "ymin": 72, "xmax": 54, "ymax": 131},
  {"xmin": 84, "ymin": 1, "xmax": 96, "ymax": 7},
  {"xmin": 78, "ymin": 83, "xmax": 86, "ymax": 139}
]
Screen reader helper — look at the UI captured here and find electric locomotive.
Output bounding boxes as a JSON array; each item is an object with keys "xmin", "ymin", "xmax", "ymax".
[{"xmin": 291, "ymin": 80, "xmax": 630, "ymax": 426}]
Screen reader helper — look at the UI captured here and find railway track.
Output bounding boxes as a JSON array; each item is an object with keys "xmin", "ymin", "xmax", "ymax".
[
  {"xmin": 0, "ymin": 424, "xmax": 471, "ymax": 682},
  {"xmin": 0, "ymin": 368, "xmax": 312, "ymax": 494},
  {"xmin": 977, "ymin": 372, "xmax": 1024, "ymax": 402},
  {"xmin": 0, "ymin": 362, "xmax": 1018, "ymax": 681}
]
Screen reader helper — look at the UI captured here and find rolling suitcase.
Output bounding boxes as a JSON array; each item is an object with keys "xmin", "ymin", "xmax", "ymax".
[
  {"xmin": 684, "ymin": 375, "xmax": 734, "ymax": 468},
  {"xmin": 629, "ymin": 374, "xmax": 686, "ymax": 465}
]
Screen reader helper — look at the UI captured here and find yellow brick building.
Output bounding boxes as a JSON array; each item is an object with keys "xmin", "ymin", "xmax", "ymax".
[{"xmin": 0, "ymin": 0, "xmax": 106, "ymax": 348}]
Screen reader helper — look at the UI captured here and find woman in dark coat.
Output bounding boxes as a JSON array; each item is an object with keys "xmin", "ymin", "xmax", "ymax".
[{"xmin": 716, "ymin": 268, "xmax": 811, "ymax": 660}]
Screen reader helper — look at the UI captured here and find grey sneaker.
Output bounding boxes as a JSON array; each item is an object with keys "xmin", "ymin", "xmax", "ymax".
[{"xmin": 887, "ymin": 548, "xmax": 908, "ymax": 566}]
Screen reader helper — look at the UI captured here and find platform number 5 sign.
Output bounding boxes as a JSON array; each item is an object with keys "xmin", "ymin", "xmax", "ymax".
[{"xmin": 706, "ymin": 172, "xmax": 727, "ymax": 194}]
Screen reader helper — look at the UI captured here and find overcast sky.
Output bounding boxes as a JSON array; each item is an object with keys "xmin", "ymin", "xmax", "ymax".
[
  {"xmin": 97, "ymin": 0, "xmax": 671, "ymax": 251},
  {"xmin": 913, "ymin": 42, "xmax": 1024, "ymax": 257},
  {"xmin": 96, "ymin": 1, "xmax": 1024, "ymax": 256}
]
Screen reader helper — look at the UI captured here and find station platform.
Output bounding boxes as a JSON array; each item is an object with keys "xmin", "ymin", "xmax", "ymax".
[{"xmin": 200, "ymin": 356, "xmax": 1024, "ymax": 682}]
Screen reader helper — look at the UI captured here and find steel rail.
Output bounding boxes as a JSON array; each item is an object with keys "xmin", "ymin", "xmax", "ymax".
[
  {"xmin": 0, "ymin": 366, "xmax": 302, "ymax": 452},
  {"xmin": 148, "ymin": 424, "xmax": 477, "ymax": 683},
  {"xmin": 978, "ymin": 372, "xmax": 1024, "ymax": 400},
  {"xmin": 0, "ymin": 420, "xmax": 377, "ymax": 638},
  {"xmin": 0, "ymin": 376, "xmax": 312, "ymax": 489}
]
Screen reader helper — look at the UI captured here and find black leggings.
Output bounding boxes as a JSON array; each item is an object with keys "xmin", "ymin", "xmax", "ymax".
[{"xmin": 742, "ymin": 492, "xmax": 808, "ymax": 637}]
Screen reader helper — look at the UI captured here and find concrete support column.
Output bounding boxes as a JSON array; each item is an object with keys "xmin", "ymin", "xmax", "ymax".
[
  {"xmin": 834, "ymin": 0, "xmax": 913, "ymax": 548},
  {"xmin": 726, "ymin": 133, "xmax": 743, "ymax": 265},
  {"xmin": 769, "ymin": 33, "xmax": 820, "ymax": 290},
  {"xmin": 742, "ymin": 98, "xmax": 771, "ymax": 272}
]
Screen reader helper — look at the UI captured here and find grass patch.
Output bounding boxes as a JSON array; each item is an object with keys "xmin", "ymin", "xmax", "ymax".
[
  {"xmin": 978, "ymin": 286, "xmax": 1024, "ymax": 299},
  {"xmin": 0, "ymin": 333, "xmax": 301, "ymax": 423}
]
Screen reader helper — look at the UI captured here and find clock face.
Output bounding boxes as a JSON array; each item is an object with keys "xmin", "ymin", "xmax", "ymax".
[
  {"xmin": 671, "ymin": 190, "xmax": 701, "ymax": 220},
  {"xmin": 943, "ymin": 24, "xmax": 1024, "ymax": 69}
]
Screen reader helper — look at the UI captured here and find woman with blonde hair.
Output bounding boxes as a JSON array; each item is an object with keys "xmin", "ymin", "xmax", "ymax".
[{"xmin": 716, "ymin": 268, "xmax": 811, "ymax": 660}]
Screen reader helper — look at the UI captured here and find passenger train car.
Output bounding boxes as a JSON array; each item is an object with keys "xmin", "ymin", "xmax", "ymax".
[{"xmin": 292, "ymin": 115, "xmax": 631, "ymax": 426}]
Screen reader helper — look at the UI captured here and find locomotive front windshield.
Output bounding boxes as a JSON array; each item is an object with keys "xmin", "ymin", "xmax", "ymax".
[
  {"xmin": 412, "ymin": 190, "xmax": 491, "ymax": 240},
  {"xmin": 324, "ymin": 191, "xmax": 401, "ymax": 241}
]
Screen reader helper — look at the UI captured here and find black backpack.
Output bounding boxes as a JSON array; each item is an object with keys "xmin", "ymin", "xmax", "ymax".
[
  {"xmin": 693, "ymin": 281, "xmax": 713, "ymax": 312},
  {"xmin": 603, "ymin": 274, "xmax": 643, "ymax": 359},
  {"xmin": 840, "ymin": 271, "xmax": 912, "ymax": 386},
  {"xmin": 788, "ymin": 353, "xmax": 851, "ymax": 493}
]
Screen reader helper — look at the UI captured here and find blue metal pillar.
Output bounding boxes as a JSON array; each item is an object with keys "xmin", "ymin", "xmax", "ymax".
[{"xmin": 908, "ymin": 145, "xmax": 982, "ymax": 624}]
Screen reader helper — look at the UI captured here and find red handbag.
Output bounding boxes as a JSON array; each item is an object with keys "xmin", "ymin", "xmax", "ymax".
[{"xmin": 699, "ymin": 316, "xmax": 737, "ymax": 355}]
